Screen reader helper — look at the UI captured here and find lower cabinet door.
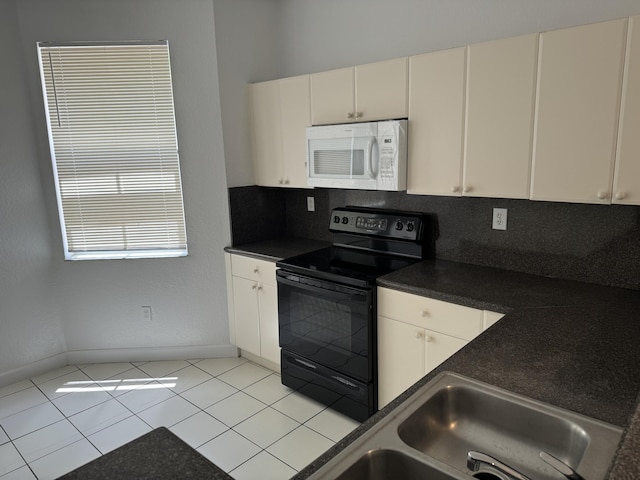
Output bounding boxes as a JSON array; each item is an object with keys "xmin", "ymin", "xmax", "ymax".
[
  {"xmin": 258, "ymin": 283, "xmax": 280, "ymax": 366},
  {"xmin": 377, "ymin": 316, "xmax": 425, "ymax": 409},
  {"xmin": 232, "ymin": 276, "xmax": 261, "ymax": 357},
  {"xmin": 424, "ymin": 330, "xmax": 468, "ymax": 373}
]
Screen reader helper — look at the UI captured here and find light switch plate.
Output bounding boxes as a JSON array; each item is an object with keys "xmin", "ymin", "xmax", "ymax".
[{"xmin": 492, "ymin": 208, "xmax": 507, "ymax": 230}]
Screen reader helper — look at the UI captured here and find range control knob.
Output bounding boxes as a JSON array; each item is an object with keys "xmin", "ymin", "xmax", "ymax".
[
  {"xmin": 406, "ymin": 221, "xmax": 415, "ymax": 232},
  {"xmin": 342, "ymin": 216, "xmax": 349, "ymax": 224},
  {"xmin": 333, "ymin": 215, "xmax": 341, "ymax": 223},
  {"xmin": 395, "ymin": 220, "xmax": 404, "ymax": 231}
]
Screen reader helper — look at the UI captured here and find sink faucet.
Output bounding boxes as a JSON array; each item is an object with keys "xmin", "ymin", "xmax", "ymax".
[
  {"xmin": 539, "ymin": 451, "xmax": 586, "ymax": 480},
  {"xmin": 467, "ymin": 451, "xmax": 532, "ymax": 480}
]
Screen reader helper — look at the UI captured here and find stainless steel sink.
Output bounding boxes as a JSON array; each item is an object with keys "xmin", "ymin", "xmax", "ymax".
[
  {"xmin": 307, "ymin": 372, "xmax": 623, "ymax": 480},
  {"xmin": 333, "ymin": 449, "xmax": 464, "ymax": 480}
]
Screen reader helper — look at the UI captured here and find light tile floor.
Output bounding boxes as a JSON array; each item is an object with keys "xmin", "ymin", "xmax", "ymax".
[{"xmin": 0, "ymin": 358, "xmax": 360, "ymax": 480}]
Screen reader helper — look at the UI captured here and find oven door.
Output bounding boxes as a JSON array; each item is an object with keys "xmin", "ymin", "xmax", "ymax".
[{"xmin": 276, "ymin": 269, "xmax": 374, "ymax": 382}]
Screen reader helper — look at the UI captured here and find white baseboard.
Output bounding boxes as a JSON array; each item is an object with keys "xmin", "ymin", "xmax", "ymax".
[
  {"xmin": 0, "ymin": 345, "xmax": 239, "ymax": 388},
  {"xmin": 66, "ymin": 344, "xmax": 239, "ymax": 365},
  {"xmin": 239, "ymin": 350, "xmax": 280, "ymax": 374},
  {"xmin": 0, "ymin": 353, "xmax": 67, "ymax": 388}
]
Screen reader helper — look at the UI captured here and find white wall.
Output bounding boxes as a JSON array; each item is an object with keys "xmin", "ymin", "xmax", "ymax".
[
  {"xmin": 10, "ymin": 0, "xmax": 233, "ymax": 363},
  {"xmin": 213, "ymin": 0, "xmax": 280, "ymax": 188},
  {"xmin": 277, "ymin": 0, "xmax": 640, "ymax": 75},
  {"xmin": 0, "ymin": 0, "xmax": 67, "ymax": 380},
  {"xmin": 221, "ymin": 0, "xmax": 640, "ymax": 187}
]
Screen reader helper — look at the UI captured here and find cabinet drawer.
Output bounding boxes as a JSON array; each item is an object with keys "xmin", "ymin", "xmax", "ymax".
[
  {"xmin": 377, "ymin": 287, "xmax": 482, "ymax": 340},
  {"xmin": 231, "ymin": 255, "xmax": 277, "ymax": 285}
]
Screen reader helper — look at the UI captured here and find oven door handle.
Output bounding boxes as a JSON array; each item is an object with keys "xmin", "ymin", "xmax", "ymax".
[{"xmin": 277, "ymin": 275, "xmax": 369, "ymax": 302}]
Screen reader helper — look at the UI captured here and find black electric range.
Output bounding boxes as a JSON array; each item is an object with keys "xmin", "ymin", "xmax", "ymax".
[{"xmin": 276, "ymin": 206, "xmax": 433, "ymax": 421}]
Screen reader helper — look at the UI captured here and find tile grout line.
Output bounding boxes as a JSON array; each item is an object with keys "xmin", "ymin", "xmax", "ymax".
[{"xmin": 0, "ymin": 360, "xmax": 357, "ymax": 479}]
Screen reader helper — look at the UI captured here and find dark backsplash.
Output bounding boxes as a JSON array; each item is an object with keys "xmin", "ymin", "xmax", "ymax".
[{"xmin": 229, "ymin": 186, "xmax": 640, "ymax": 290}]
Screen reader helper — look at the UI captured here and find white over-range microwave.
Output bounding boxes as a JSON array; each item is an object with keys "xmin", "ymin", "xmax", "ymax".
[{"xmin": 306, "ymin": 119, "xmax": 407, "ymax": 191}]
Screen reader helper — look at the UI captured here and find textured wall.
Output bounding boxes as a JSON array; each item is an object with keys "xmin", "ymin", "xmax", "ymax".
[
  {"xmin": 277, "ymin": 0, "xmax": 640, "ymax": 76},
  {"xmin": 13, "ymin": 0, "xmax": 233, "ymax": 353},
  {"xmin": 213, "ymin": 0, "xmax": 281, "ymax": 188},
  {"xmin": 0, "ymin": 1, "xmax": 67, "ymax": 375}
]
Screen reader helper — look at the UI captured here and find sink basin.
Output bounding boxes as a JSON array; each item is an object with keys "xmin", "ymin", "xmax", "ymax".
[
  {"xmin": 397, "ymin": 374, "xmax": 622, "ymax": 480},
  {"xmin": 333, "ymin": 449, "xmax": 461, "ymax": 480},
  {"xmin": 306, "ymin": 372, "xmax": 622, "ymax": 480}
]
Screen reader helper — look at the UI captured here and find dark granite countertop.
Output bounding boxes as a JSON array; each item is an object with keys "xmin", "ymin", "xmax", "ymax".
[
  {"xmin": 59, "ymin": 427, "xmax": 231, "ymax": 479},
  {"xmin": 295, "ymin": 259, "xmax": 640, "ymax": 479},
  {"xmin": 224, "ymin": 237, "xmax": 331, "ymax": 262},
  {"xmin": 225, "ymin": 240, "xmax": 640, "ymax": 478}
]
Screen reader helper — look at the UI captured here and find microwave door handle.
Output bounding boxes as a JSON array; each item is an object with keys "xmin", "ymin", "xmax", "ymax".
[{"xmin": 368, "ymin": 136, "xmax": 379, "ymax": 179}]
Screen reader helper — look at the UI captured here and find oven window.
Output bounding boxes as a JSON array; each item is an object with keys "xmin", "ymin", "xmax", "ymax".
[
  {"xmin": 289, "ymin": 292, "xmax": 355, "ymax": 352},
  {"xmin": 278, "ymin": 280, "xmax": 373, "ymax": 381}
]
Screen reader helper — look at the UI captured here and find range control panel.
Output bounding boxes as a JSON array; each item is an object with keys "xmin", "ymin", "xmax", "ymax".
[{"xmin": 329, "ymin": 207, "xmax": 424, "ymax": 241}]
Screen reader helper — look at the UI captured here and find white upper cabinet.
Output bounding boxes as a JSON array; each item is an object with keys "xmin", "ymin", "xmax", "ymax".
[
  {"xmin": 250, "ymin": 75, "xmax": 311, "ymax": 188},
  {"xmin": 279, "ymin": 75, "xmax": 312, "ymax": 188},
  {"xmin": 250, "ymin": 80, "xmax": 282, "ymax": 188},
  {"xmin": 355, "ymin": 57, "xmax": 409, "ymax": 122},
  {"xmin": 407, "ymin": 47, "xmax": 466, "ymax": 196},
  {"xmin": 614, "ymin": 15, "xmax": 640, "ymax": 205},
  {"xmin": 310, "ymin": 57, "xmax": 408, "ymax": 125},
  {"xmin": 531, "ymin": 19, "xmax": 627, "ymax": 204},
  {"xmin": 464, "ymin": 34, "xmax": 538, "ymax": 199}
]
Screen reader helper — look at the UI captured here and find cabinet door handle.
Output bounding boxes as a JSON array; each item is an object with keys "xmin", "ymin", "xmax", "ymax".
[
  {"xmin": 463, "ymin": 186, "xmax": 472, "ymax": 193},
  {"xmin": 615, "ymin": 192, "xmax": 627, "ymax": 200},
  {"xmin": 425, "ymin": 335, "xmax": 433, "ymax": 343},
  {"xmin": 347, "ymin": 112, "xmax": 355, "ymax": 119},
  {"xmin": 253, "ymin": 267, "xmax": 259, "ymax": 274},
  {"xmin": 420, "ymin": 310, "xmax": 429, "ymax": 317},
  {"xmin": 257, "ymin": 285, "xmax": 263, "ymax": 292},
  {"xmin": 355, "ymin": 111, "xmax": 363, "ymax": 118},
  {"xmin": 597, "ymin": 191, "xmax": 608, "ymax": 200},
  {"xmin": 251, "ymin": 284, "xmax": 257, "ymax": 290},
  {"xmin": 415, "ymin": 332, "xmax": 422, "ymax": 339},
  {"xmin": 284, "ymin": 178, "xmax": 290, "ymax": 185},
  {"xmin": 451, "ymin": 186, "xmax": 460, "ymax": 193}
]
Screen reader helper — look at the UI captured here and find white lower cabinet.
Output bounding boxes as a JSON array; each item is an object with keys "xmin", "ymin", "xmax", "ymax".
[
  {"xmin": 226, "ymin": 253, "xmax": 280, "ymax": 367},
  {"xmin": 377, "ymin": 287, "xmax": 503, "ymax": 409}
]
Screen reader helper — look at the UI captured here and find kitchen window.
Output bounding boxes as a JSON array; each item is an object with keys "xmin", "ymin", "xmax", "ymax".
[{"xmin": 37, "ymin": 41, "xmax": 187, "ymax": 260}]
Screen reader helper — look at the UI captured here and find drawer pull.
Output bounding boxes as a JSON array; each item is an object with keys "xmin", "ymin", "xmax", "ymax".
[
  {"xmin": 253, "ymin": 267, "xmax": 259, "ymax": 274},
  {"xmin": 420, "ymin": 310, "xmax": 429, "ymax": 317}
]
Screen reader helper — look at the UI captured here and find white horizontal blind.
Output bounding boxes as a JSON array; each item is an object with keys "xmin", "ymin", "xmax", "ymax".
[{"xmin": 38, "ymin": 41, "xmax": 187, "ymax": 260}]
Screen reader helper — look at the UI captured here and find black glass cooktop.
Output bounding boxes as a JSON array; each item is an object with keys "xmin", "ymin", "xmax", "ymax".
[{"xmin": 276, "ymin": 246, "xmax": 420, "ymax": 288}]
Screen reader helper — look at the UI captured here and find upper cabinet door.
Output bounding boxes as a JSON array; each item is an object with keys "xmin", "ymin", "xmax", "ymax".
[
  {"xmin": 355, "ymin": 57, "xmax": 408, "ymax": 122},
  {"xmin": 464, "ymin": 34, "xmax": 538, "ymax": 199},
  {"xmin": 614, "ymin": 16, "xmax": 640, "ymax": 205},
  {"xmin": 279, "ymin": 75, "xmax": 311, "ymax": 188},
  {"xmin": 407, "ymin": 48, "xmax": 466, "ymax": 196},
  {"xmin": 310, "ymin": 67, "xmax": 355, "ymax": 125},
  {"xmin": 531, "ymin": 19, "xmax": 627, "ymax": 204},
  {"xmin": 250, "ymin": 80, "xmax": 283, "ymax": 187},
  {"xmin": 310, "ymin": 58, "xmax": 408, "ymax": 125}
]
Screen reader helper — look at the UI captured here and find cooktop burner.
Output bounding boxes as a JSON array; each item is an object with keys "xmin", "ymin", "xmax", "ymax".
[
  {"xmin": 276, "ymin": 246, "xmax": 420, "ymax": 288},
  {"xmin": 276, "ymin": 206, "xmax": 433, "ymax": 288}
]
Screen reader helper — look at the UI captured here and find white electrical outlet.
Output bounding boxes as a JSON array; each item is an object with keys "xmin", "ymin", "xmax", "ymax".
[
  {"xmin": 141, "ymin": 306, "xmax": 152, "ymax": 321},
  {"xmin": 307, "ymin": 196, "xmax": 315, "ymax": 212},
  {"xmin": 492, "ymin": 208, "xmax": 508, "ymax": 230}
]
